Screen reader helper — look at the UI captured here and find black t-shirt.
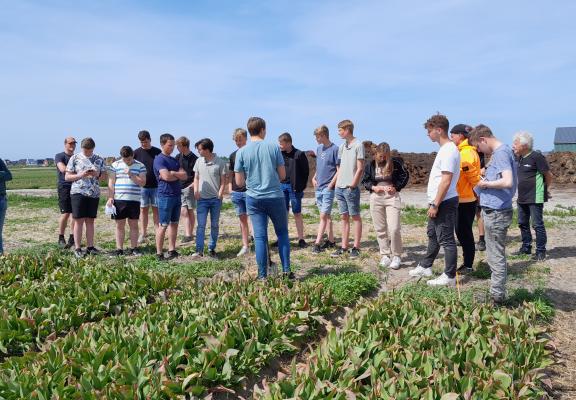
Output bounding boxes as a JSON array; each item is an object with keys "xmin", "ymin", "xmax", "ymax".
[
  {"xmin": 517, "ymin": 151, "xmax": 550, "ymax": 204},
  {"xmin": 55, "ymin": 152, "xmax": 72, "ymax": 187},
  {"xmin": 175, "ymin": 151, "xmax": 198, "ymax": 189},
  {"xmin": 229, "ymin": 150, "xmax": 246, "ymax": 192},
  {"xmin": 134, "ymin": 146, "xmax": 161, "ymax": 188}
]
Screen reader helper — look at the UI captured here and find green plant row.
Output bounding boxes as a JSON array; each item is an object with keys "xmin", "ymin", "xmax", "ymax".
[
  {"xmin": 0, "ymin": 278, "xmax": 336, "ymax": 399},
  {"xmin": 0, "ymin": 252, "xmax": 77, "ymax": 285},
  {"xmin": 257, "ymin": 285, "xmax": 553, "ymax": 400},
  {"xmin": 0, "ymin": 261, "xmax": 176, "ymax": 357},
  {"xmin": 306, "ymin": 272, "xmax": 379, "ymax": 305}
]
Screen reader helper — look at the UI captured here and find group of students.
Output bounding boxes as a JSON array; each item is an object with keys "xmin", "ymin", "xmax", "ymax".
[{"xmin": 0, "ymin": 114, "xmax": 551, "ymax": 302}]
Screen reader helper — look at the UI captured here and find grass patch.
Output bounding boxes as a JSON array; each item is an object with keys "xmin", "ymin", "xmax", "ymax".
[
  {"xmin": 7, "ymin": 194, "xmax": 107, "ymax": 209},
  {"xmin": 137, "ymin": 255, "xmax": 244, "ymax": 279},
  {"xmin": 401, "ymin": 205, "xmax": 428, "ymax": 226},
  {"xmin": 506, "ymin": 287, "xmax": 555, "ymax": 321},
  {"xmin": 544, "ymin": 205, "xmax": 576, "ymax": 217},
  {"xmin": 6, "ymin": 167, "xmax": 56, "ymax": 190},
  {"xmin": 306, "ymin": 272, "xmax": 378, "ymax": 305},
  {"xmin": 470, "ymin": 259, "xmax": 491, "ymax": 279}
]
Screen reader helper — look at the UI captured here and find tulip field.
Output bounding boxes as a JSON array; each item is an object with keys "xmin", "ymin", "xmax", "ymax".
[{"xmin": 0, "ymin": 250, "xmax": 554, "ymax": 399}]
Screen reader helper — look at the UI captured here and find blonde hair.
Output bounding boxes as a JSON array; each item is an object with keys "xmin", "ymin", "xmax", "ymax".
[{"xmin": 374, "ymin": 142, "xmax": 393, "ymax": 177}]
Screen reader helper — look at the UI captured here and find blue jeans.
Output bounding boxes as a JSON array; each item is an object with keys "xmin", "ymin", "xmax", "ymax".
[
  {"xmin": 246, "ymin": 195, "xmax": 290, "ymax": 278},
  {"xmin": 0, "ymin": 195, "xmax": 6, "ymax": 254},
  {"xmin": 517, "ymin": 203, "xmax": 547, "ymax": 253},
  {"xmin": 230, "ymin": 191, "xmax": 247, "ymax": 216},
  {"xmin": 157, "ymin": 196, "xmax": 181, "ymax": 226},
  {"xmin": 335, "ymin": 187, "xmax": 361, "ymax": 216},
  {"xmin": 196, "ymin": 198, "xmax": 222, "ymax": 253},
  {"xmin": 315, "ymin": 187, "xmax": 335, "ymax": 215},
  {"xmin": 140, "ymin": 188, "xmax": 158, "ymax": 208}
]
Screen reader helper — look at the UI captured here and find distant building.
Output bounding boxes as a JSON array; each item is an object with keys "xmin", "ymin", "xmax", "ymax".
[{"xmin": 554, "ymin": 127, "xmax": 576, "ymax": 152}]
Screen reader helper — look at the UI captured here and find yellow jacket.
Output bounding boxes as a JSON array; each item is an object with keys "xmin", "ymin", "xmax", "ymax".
[{"xmin": 457, "ymin": 139, "xmax": 481, "ymax": 203}]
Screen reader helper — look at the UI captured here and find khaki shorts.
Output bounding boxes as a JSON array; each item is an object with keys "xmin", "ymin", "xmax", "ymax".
[{"xmin": 181, "ymin": 186, "xmax": 197, "ymax": 209}]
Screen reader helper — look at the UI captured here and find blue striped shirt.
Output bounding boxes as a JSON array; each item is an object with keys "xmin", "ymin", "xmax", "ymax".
[{"xmin": 109, "ymin": 159, "xmax": 146, "ymax": 202}]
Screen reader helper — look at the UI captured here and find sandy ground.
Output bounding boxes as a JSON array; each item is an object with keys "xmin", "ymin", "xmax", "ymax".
[{"xmin": 4, "ymin": 186, "xmax": 576, "ymax": 398}]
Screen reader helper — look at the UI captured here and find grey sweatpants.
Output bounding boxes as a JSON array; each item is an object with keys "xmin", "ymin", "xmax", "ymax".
[{"xmin": 483, "ymin": 208, "xmax": 513, "ymax": 302}]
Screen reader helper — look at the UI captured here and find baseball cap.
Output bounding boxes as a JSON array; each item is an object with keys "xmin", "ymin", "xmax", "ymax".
[{"xmin": 450, "ymin": 124, "xmax": 471, "ymax": 137}]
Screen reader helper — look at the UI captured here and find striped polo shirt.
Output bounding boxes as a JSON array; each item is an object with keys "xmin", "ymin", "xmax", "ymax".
[{"xmin": 109, "ymin": 159, "xmax": 146, "ymax": 202}]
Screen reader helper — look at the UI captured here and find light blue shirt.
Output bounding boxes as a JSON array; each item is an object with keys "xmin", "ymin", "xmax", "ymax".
[
  {"xmin": 234, "ymin": 140, "xmax": 284, "ymax": 199},
  {"xmin": 477, "ymin": 144, "xmax": 518, "ymax": 210}
]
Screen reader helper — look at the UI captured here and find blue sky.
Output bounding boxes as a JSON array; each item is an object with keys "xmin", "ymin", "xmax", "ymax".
[{"xmin": 1, "ymin": 0, "xmax": 575, "ymax": 160}]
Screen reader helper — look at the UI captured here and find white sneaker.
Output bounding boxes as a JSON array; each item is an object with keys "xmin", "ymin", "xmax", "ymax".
[
  {"xmin": 190, "ymin": 252, "xmax": 203, "ymax": 260},
  {"xmin": 137, "ymin": 235, "xmax": 146, "ymax": 245},
  {"xmin": 389, "ymin": 256, "xmax": 401, "ymax": 270},
  {"xmin": 427, "ymin": 273, "xmax": 456, "ymax": 287},
  {"xmin": 379, "ymin": 255, "xmax": 391, "ymax": 267},
  {"xmin": 236, "ymin": 246, "xmax": 250, "ymax": 257},
  {"xmin": 408, "ymin": 265, "xmax": 433, "ymax": 277}
]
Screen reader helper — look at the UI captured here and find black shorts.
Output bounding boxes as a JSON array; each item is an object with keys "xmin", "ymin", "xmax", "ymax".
[
  {"xmin": 112, "ymin": 200, "xmax": 141, "ymax": 220},
  {"xmin": 71, "ymin": 194, "xmax": 99, "ymax": 219},
  {"xmin": 58, "ymin": 185, "xmax": 73, "ymax": 214}
]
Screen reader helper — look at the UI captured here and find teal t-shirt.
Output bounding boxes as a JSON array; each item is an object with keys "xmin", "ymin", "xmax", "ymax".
[{"xmin": 234, "ymin": 141, "xmax": 284, "ymax": 199}]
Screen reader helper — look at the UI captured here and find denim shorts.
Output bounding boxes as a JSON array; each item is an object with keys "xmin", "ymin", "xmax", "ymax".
[
  {"xmin": 230, "ymin": 191, "xmax": 247, "ymax": 216},
  {"xmin": 157, "ymin": 196, "xmax": 181, "ymax": 226},
  {"xmin": 281, "ymin": 183, "xmax": 304, "ymax": 214},
  {"xmin": 140, "ymin": 187, "xmax": 158, "ymax": 208},
  {"xmin": 180, "ymin": 186, "xmax": 196, "ymax": 209},
  {"xmin": 315, "ymin": 187, "xmax": 335, "ymax": 215},
  {"xmin": 335, "ymin": 186, "xmax": 361, "ymax": 216}
]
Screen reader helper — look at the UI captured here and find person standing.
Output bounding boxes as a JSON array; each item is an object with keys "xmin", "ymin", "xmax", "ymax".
[
  {"xmin": 311, "ymin": 125, "xmax": 338, "ymax": 253},
  {"xmin": 65, "ymin": 137, "xmax": 107, "ymax": 258},
  {"xmin": 278, "ymin": 132, "xmax": 310, "ymax": 248},
  {"xmin": 175, "ymin": 136, "xmax": 198, "ymax": 245},
  {"xmin": 409, "ymin": 114, "xmax": 461, "ymax": 286},
  {"xmin": 107, "ymin": 146, "xmax": 147, "ymax": 256},
  {"xmin": 332, "ymin": 119, "xmax": 365, "ymax": 258},
  {"xmin": 191, "ymin": 138, "xmax": 227, "ymax": 259},
  {"xmin": 153, "ymin": 133, "xmax": 187, "ymax": 260},
  {"xmin": 229, "ymin": 128, "xmax": 251, "ymax": 257},
  {"xmin": 134, "ymin": 130, "xmax": 161, "ymax": 244},
  {"xmin": 362, "ymin": 142, "xmax": 409, "ymax": 269},
  {"xmin": 469, "ymin": 125, "xmax": 517, "ymax": 304},
  {"xmin": 450, "ymin": 124, "xmax": 481, "ymax": 273},
  {"xmin": 512, "ymin": 131, "xmax": 552, "ymax": 261},
  {"xmin": 55, "ymin": 137, "xmax": 77, "ymax": 249},
  {"xmin": 234, "ymin": 117, "xmax": 294, "ymax": 280},
  {"xmin": 0, "ymin": 158, "xmax": 12, "ymax": 255},
  {"xmin": 476, "ymin": 151, "xmax": 487, "ymax": 251}
]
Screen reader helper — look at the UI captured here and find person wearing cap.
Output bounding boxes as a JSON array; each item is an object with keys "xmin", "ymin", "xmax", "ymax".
[
  {"xmin": 469, "ymin": 125, "xmax": 517, "ymax": 304},
  {"xmin": 65, "ymin": 137, "xmax": 107, "ymax": 258},
  {"xmin": 55, "ymin": 137, "xmax": 77, "ymax": 249},
  {"xmin": 450, "ymin": 124, "xmax": 481, "ymax": 273}
]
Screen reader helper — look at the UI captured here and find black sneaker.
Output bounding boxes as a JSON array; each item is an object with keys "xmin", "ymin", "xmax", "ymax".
[
  {"xmin": 349, "ymin": 247, "xmax": 360, "ymax": 258},
  {"xmin": 532, "ymin": 251, "xmax": 546, "ymax": 261},
  {"xmin": 166, "ymin": 250, "xmax": 179, "ymax": 260},
  {"xmin": 321, "ymin": 240, "xmax": 336, "ymax": 249},
  {"xmin": 129, "ymin": 248, "xmax": 142, "ymax": 257},
  {"xmin": 58, "ymin": 235, "xmax": 66, "ymax": 248},
  {"xmin": 180, "ymin": 236, "xmax": 193, "ymax": 245},
  {"xmin": 66, "ymin": 235, "xmax": 75, "ymax": 249},
  {"xmin": 331, "ymin": 248, "xmax": 347, "ymax": 257},
  {"xmin": 456, "ymin": 264, "xmax": 473, "ymax": 274},
  {"xmin": 283, "ymin": 271, "xmax": 296, "ymax": 280},
  {"xmin": 74, "ymin": 248, "xmax": 84, "ymax": 259},
  {"xmin": 298, "ymin": 239, "xmax": 307, "ymax": 248},
  {"xmin": 86, "ymin": 247, "xmax": 101, "ymax": 256},
  {"xmin": 476, "ymin": 240, "xmax": 486, "ymax": 251},
  {"xmin": 271, "ymin": 240, "xmax": 279, "ymax": 247},
  {"xmin": 311, "ymin": 244, "xmax": 323, "ymax": 254},
  {"xmin": 208, "ymin": 249, "xmax": 217, "ymax": 258},
  {"xmin": 156, "ymin": 253, "xmax": 166, "ymax": 261},
  {"xmin": 110, "ymin": 249, "xmax": 124, "ymax": 257},
  {"xmin": 513, "ymin": 247, "xmax": 532, "ymax": 256}
]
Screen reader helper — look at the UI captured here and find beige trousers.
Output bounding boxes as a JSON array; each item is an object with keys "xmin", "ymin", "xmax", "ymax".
[{"xmin": 369, "ymin": 192, "xmax": 403, "ymax": 257}]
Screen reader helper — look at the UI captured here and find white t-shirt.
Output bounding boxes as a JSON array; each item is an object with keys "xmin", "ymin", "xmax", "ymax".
[{"xmin": 427, "ymin": 142, "xmax": 461, "ymax": 203}]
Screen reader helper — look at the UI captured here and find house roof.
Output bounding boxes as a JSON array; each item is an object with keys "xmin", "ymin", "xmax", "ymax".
[{"xmin": 554, "ymin": 127, "xmax": 576, "ymax": 144}]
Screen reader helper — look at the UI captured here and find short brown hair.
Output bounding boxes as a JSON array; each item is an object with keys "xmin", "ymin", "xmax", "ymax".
[
  {"xmin": 120, "ymin": 146, "xmax": 134, "ymax": 158},
  {"xmin": 159, "ymin": 133, "xmax": 175, "ymax": 145},
  {"xmin": 81, "ymin": 137, "xmax": 95, "ymax": 149},
  {"xmin": 468, "ymin": 124, "xmax": 494, "ymax": 146},
  {"xmin": 314, "ymin": 125, "xmax": 329, "ymax": 138},
  {"xmin": 233, "ymin": 128, "xmax": 247, "ymax": 139},
  {"xmin": 338, "ymin": 119, "xmax": 354, "ymax": 134},
  {"xmin": 278, "ymin": 132, "xmax": 292, "ymax": 143},
  {"xmin": 176, "ymin": 136, "xmax": 190, "ymax": 147},
  {"xmin": 247, "ymin": 117, "xmax": 266, "ymax": 136},
  {"xmin": 138, "ymin": 130, "xmax": 151, "ymax": 141},
  {"xmin": 423, "ymin": 113, "xmax": 449, "ymax": 134}
]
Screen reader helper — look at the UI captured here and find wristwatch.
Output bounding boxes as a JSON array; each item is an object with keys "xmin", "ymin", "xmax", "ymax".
[{"xmin": 429, "ymin": 202, "xmax": 437, "ymax": 209}]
